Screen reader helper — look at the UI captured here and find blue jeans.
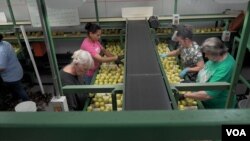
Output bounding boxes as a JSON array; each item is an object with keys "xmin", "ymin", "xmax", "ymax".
[
  {"xmin": 83, "ymin": 76, "xmax": 92, "ymax": 85},
  {"xmin": 4, "ymin": 80, "xmax": 29, "ymax": 101}
]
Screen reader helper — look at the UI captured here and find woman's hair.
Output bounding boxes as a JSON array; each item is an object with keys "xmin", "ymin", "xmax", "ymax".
[
  {"xmin": 71, "ymin": 49, "xmax": 94, "ymax": 69},
  {"xmin": 201, "ymin": 37, "xmax": 228, "ymax": 56},
  {"xmin": 85, "ymin": 22, "xmax": 101, "ymax": 34},
  {"xmin": 0, "ymin": 33, "xmax": 3, "ymax": 42},
  {"xmin": 176, "ymin": 25, "xmax": 193, "ymax": 40}
]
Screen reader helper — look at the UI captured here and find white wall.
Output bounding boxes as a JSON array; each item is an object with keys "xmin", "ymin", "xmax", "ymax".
[{"xmin": 0, "ymin": 0, "xmax": 247, "ymax": 22}]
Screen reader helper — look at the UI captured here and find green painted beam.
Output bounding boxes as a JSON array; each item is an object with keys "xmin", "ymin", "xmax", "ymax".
[
  {"xmin": 174, "ymin": 0, "xmax": 178, "ymax": 14},
  {"xmin": 239, "ymin": 75, "xmax": 250, "ymax": 89},
  {"xmin": 159, "ymin": 14, "xmax": 236, "ymax": 23},
  {"xmin": 94, "ymin": 0, "xmax": 99, "ymax": 24},
  {"xmin": 6, "ymin": 0, "xmax": 22, "ymax": 49},
  {"xmin": 248, "ymin": 35, "xmax": 250, "ymax": 51},
  {"xmin": 171, "ymin": 82, "xmax": 230, "ymax": 91},
  {"xmin": 0, "ymin": 109, "xmax": 250, "ymax": 141},
  {"xmin": 231, "ymin": 36, "xmax": 241, "ymax": 57},
  {"xmin": 0, "ymin": 25, "xmax": 14, "ymax": 32},
  {"xmin": 62, "ymin": 84, "xmax": 123, "ymax": 93},
  {"xmin": 37, "ymin": 0, "xmax": 63, "ymax": 97},
  {"xmin": 227, "ymin": 1, "xmax": 250, "ymax": 108}
]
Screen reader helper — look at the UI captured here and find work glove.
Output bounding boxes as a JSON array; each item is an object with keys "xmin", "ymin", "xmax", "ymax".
[
  {"xmin": 179, "ymin": 67, "xmax": 189, "ymax": 78},
  {"xmin": 118, "ymin": 55, "xmax": 124, "ymax": 60},
  {"xmin": 173, "ymin": 89, "xmax": 185, "ymax": 101},
  {"xmin": 115, "ymin": 55, "xmax": 124, "ymax": 65},
  {"xmin": 159, "ymin": 53, "xmax": 168, "ymax": 58}
]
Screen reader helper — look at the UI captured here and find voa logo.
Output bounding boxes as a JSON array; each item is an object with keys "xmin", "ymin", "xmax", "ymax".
[{"xmin": 226, "ymin": 129, "xmax": 246, "ymax": 136}]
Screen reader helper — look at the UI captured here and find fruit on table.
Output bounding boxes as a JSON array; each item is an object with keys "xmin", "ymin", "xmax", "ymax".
[
  {"xmin": 87, "ymin": 93, "xmax": 124, "ymax": 112},
  {"xmin": 105, "ymin": 42, "xmax": 124, "ymax": 56},
  {"xmin": 157, "ymin": 42, "xmax": 182, "ymax": 84},
  {"xmin": 194, "ymin": 27, "xmax": 224, "ymax": 33},
  {"xmin": 156, "ymin": 28, "xmax": 172, "ymax": 34},
  {"xmin": 177, "ymin": 91, "xmax": 198, "ymax": 110},
  {"xmin": 94, "ymin": 63, "xmax": 124, "ymax": 85},
  {"xmin": 157, "ymin": 42, "xmax": 198, "ymax": 110}
]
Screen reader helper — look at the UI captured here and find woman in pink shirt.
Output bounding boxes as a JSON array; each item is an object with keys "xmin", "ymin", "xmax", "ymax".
[{"xmin": 80, "ymin": 22, "xmax": 121, "ymax": 84}]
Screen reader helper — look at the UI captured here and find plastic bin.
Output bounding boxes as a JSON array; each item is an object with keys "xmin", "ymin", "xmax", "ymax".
[
  {"xmin": 32, "ymin": 42, "xmax": 46, "ymax": 57},
  {"xmin": 15, "ymin": 101, "xmax": 37, "ymax": 112}
]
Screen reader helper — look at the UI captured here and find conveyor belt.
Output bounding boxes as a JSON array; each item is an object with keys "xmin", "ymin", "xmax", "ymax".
[
  {"xmin": 125, "ymin": 20, "xmax": 172, "ymax": 110},
  {"xmin": 126, "ymin": 20, "xmax": 160, "ymax": 74}
]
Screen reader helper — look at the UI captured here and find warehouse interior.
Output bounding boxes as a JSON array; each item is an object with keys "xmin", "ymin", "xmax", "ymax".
[{"xmin": 1, "ymin": 0, "xmax": 250, "ymax": 140}]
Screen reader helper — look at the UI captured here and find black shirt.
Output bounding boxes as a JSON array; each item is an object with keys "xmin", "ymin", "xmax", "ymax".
[{"xmin": 60, "ymin": 69, "xmax": 88, "ymax": 111}]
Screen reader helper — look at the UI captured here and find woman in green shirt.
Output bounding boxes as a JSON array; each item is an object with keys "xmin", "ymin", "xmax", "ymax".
[{"xmin": 178, "ymin": 37, "xmax": 236, "ymax": 108}]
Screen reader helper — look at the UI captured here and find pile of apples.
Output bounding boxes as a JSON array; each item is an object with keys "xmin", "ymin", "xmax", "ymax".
[
  {"xmin": 94, "ymin": 63, "xmax": 124, "ymax": 85},
  {"xmin": 87, "ymin": 93, "xmax": 123, "ymax": 112},
  {"xmin": 93, "ymin": 41, "xmax": 124, "ymax": 85},
  {"xmin": 105, "ymin": 41, "xmax": 124, "ymax": 56},
  {"xmin": 157, "ymin": 42, "xmax": 182, "ymax": 84},
  {"xmin": 102, "ymin": 29, "xmax": 120, "ymax": 35},
  {"xmin": 178, "ymin": 91, "xmax": 198, "ymax": 110},
  {"xmin": 25, "ymin": 31, "xmax": 43, "ymax": 37},
  {"xmin": 156, "ymin": 28, "xmax": 172, "ymax": 34},
  {"xmin": 193, "ymin": 27, "xmax": 224, "ymax": 33},
  {"xmin": 157, "ymin": 42, "xmax": 198, "ymax": 110},
  {"xmin": 2, "ymin": 33, "xmax": 14, "ymax": 38}
]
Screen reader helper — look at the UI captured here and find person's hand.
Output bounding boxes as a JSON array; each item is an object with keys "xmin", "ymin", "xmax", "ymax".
[
  {"xmin": 115, "ymin": 55, "xmax": 124, "ymax": 65},
  {"xmin": 179, "ymin": 67, "xmax": 189, "ymax": 78},
  {"xmin": 118, "ymin": 55, "xmax": 124, "ymax": 60},
  {"xmin": 160, "ymin": 53, "xmax": 168, "ymax": 58},
  {"xmin": 173, "ymin": 90, "xmax": 185, "ymax": 101},
  {"xmin": 115, "ymin": 59, "xmax": 123, "ymax": 65}
]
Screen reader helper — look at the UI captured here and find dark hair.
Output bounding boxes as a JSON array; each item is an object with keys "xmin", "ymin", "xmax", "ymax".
[
  {"xmin": 85, "ymin": 22, "xmax": 101, "ymax": 34},
  {"xmin": 176, "ymin": 25, "xmax": 193, "ymax": 40},
  {"xmin": 0, "ymin": 33, "xmax": 3, "ymax": 42},
  {"xmin": 201, "ymin": 37, "xmax": 228, "ymax": 56}
]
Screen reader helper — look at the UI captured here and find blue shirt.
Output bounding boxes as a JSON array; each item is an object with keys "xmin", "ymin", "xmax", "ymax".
[{"xmin": 0, "ymin": 41, "xmax": 23, "ymax": 82}]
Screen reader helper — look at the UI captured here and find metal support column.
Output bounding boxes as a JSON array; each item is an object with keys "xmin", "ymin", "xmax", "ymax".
[
  {"xmin": 36, "ymin": 0, "xmax": 63, "ymax": 97},
  {"xmin": 94, "ymin": 0, "xmax": 100, "ymax": 24},
  {"xmin": 174, "ymin": 0, "xmax": 178, "ymax": 14},
  {"xmin": 6, "ymin": 0, "xmax": 22, "ymax": 49},
  {"xmin": 226, "ymin": 1, "xmax": 250, "ymax": 108}
]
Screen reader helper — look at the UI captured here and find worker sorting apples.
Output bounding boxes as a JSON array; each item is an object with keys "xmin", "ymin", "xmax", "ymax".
[{"xmin": 159, "ymin": 25, "xmax": 204, "ymax": 82}]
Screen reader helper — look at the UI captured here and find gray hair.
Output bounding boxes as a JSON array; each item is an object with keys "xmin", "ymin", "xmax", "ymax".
[
  {"xmin": 71, "ymin": 50, "xmax": 94, "ymax": 69},
  {"xmin": 201, "ymin": 37, "xmax": 228, "ymax": 56}
]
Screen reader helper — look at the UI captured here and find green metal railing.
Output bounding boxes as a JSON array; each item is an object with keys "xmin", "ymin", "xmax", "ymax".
[
  {"xmin": 226, "ymin": 1, "xmax": 250, "ymax": 108},
  {"xmin": 6, "ymin": 0, "xmax": 22, "ymax": 48},
  {"xmin": 1, "ymin": 109, "xmax": 250, "ymax": 141},
  {"xmin": 174, "ymin": 0, "xmax": 178, "ymax": 14},
  {"xmin": 36, "ymin": 0, "xmax": 63, "ymax": 97},
  {"xmin": 1, "ymin": 1, "xmax": 250, "ymax": 140}
]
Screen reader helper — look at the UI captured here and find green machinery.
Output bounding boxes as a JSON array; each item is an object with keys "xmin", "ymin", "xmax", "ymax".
[{"xmin": 1, "ymin": 0, "xmax": 250, "ymax": 140}]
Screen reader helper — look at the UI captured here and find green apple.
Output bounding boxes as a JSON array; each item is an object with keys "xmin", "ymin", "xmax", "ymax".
[
  {"xmin": 94, "ymin": 102, "xmax": 100, "ymax": 108},
  {"xmin": 87, "ymin": 106, "xmax": 93, "ymax": 112},
  {"xmin": 117, "ymin": 100, "xmax": 122, "ymax": 108}
]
